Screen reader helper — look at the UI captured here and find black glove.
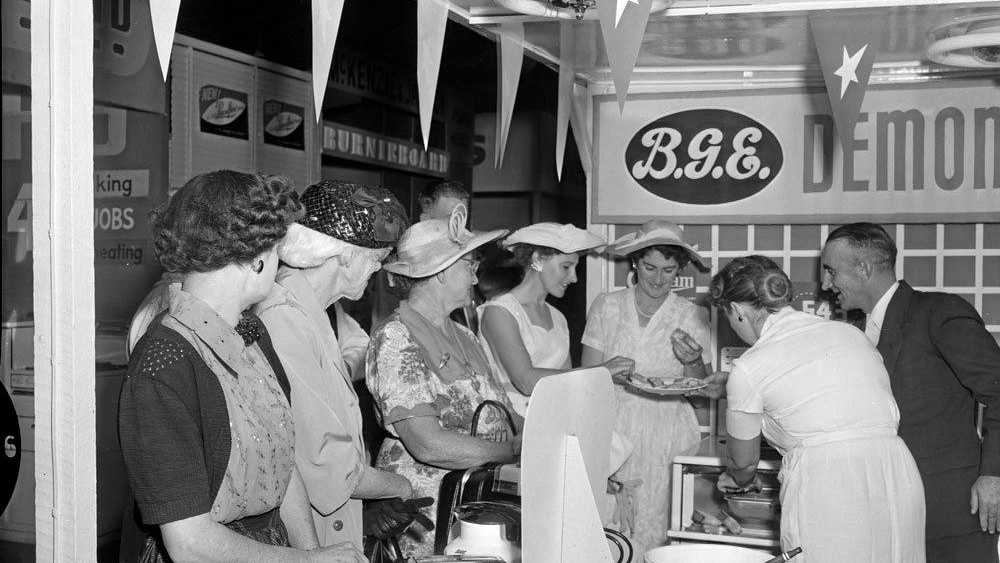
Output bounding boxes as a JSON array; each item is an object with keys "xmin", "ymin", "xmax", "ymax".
[{"xmin": 363, "ymin": 497, "xmax": 436, "ymax": 539}]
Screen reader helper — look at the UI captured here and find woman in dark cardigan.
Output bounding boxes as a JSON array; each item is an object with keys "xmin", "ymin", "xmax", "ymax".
[{"xmin": 119, "ymin": 170, "xmax": 363, "ymax": 562}]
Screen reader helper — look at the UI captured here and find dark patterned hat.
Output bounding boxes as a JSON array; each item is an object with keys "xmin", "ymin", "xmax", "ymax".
[{"xmin": 299, "ymin": 180, "xmax": 409, "ymax": 249}]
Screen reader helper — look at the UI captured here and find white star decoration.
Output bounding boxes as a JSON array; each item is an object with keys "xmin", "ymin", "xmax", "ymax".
[
  {"xmin": 615, "ymin": 0, "xmax": 640, "ymax": 26},
  {"xmin": 833, "ymin": 43, "xmax": 868, "ymax": 99}
]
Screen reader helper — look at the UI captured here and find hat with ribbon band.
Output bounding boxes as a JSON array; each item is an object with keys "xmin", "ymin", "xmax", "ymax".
[
  {"xmin": 611, "ymin": 219, "xmax": 708, "ymax": 272},
  {"xmin": 382, "ymin": 204, "xmax": 508, "ymax": 279}
]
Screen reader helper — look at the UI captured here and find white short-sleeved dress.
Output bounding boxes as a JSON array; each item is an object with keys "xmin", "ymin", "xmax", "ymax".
[
  {"xmin": 582, "ymin": 288, "xmax": 712, "ymax": 556},
  {"xmin": 477, "ymin": 293, "xmax": 571, "ymax": 415},
  {"xmin": 727, "ymin": 307, "xmax": 925, "ymax": 563}
]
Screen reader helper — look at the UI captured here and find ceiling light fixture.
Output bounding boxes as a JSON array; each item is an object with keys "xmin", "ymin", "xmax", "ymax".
[
  {"xmin": 926, "ymin": 15, "xmax": 1000, "ymax": 68},
  {"xmin": 495, "ymin": 0, "xmax": 673, "ymax": 21}
]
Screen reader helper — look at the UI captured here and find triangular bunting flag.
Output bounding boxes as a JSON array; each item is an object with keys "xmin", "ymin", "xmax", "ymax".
[
  {"xmin": 150, "ymin": 0, "xmax": 181, "ymax": 81},
  {"xmin": 568, "ymin": 82, "xmax": 592, "ymax": 180},
  {"xmin": 556, "ymin": 21, "xmax": 576, "ymax": 181},
  {"xmin": 615, "ymin": 0, "xmax": 637, "ymax": 27},
  {"xmin": 597, "ymin": 0, "xmax": 653, "ymax": 112},
  {"xmin": 311, "ymin": 0, "xmax": 346, "ymax": 123},
  {"xmin": 495, "ymin": 23, "xmax": 524, "ymax": 168},
  {"xmin": 417, "ymin": 0, "xmax": 449, "ymax": 150},
  {"xmin": 810, "ymin": 13, "xmax": 880, "ymax": 152}
]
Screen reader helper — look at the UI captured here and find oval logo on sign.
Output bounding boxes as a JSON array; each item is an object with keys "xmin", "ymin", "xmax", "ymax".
[{"xmin": 625, "ymin": 109, "xmax": 783, "ymax": 205}]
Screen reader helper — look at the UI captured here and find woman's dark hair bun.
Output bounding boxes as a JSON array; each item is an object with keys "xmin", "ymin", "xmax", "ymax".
[{"xmin": 760, "ymin": 272, "xmax": 792, "ymax": 307}]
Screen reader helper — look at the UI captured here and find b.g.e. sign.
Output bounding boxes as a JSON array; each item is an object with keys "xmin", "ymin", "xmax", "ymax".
[{"xmin": 595, "ymin": 80, "xmax": 999, "ymax": 224}]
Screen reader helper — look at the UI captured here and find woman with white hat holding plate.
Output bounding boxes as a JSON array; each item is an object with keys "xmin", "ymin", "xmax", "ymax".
[
  {"xmin": 478, "ymin": 222, "xmax": 635, "ymax": 415},
  {"xmin": 581, "ymin": 219, "xmax": 712, "ymax": 556},
  {"xmin": 364, "ymin": 206, "xmax": 521, "ymax": 558}
]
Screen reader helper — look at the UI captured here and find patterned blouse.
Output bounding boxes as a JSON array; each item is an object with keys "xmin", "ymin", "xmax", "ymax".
[{"xmin": 365, "ymin": 306, "xmax": 514, "ymax": 557}]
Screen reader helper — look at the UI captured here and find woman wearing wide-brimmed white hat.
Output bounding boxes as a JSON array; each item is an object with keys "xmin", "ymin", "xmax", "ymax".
[
  {"xmin": 581, "ymin": 219, "xmax": 712, "ymax": 556},
  {"xmin": 478, "ymin": 222, "xmax": 634, "ymax": 415},
  {"xmin": 364, "ymin": 206, "xmax": 521, "ymax": 558}
]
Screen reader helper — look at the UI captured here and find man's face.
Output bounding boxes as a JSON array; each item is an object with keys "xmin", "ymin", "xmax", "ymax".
[
  {"xmin": 421, "ymin": 195, "xmax": 468, "ymax": 221},
  {"xmin": 820, "ymin": 238, "xmax": 871, "ymax": 313}
]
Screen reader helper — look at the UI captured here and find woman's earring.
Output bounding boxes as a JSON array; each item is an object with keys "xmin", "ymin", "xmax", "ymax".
[{"xmin": 253, "ymin": 259, "xmax": 264, "ymax": 274}]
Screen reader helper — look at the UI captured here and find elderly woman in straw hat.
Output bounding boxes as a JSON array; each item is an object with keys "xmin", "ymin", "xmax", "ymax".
[
  {"xmin": 254, "ymin": 180, "xmax": 435, "ymax": 554},
  {"xmin": 580, "ymin": 219, "xmax": 712, "ymax": 556},
  {"xmin": 365, "ymin": 206, "xmax": 521, "ymax": 558},
  {"xmin": 478, "ymin": 222, "xmax": 635, "ymax": 415}
]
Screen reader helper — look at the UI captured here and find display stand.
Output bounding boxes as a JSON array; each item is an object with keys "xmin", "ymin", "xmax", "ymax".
[{"xmin": 520, "ymin": 367, "xmax": 614, "ymax": 563}]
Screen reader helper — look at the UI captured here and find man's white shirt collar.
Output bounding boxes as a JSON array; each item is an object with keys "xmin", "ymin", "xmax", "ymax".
[{"xmin": 865, "ymin": 281, "xmax": 900, "ymax": 346}]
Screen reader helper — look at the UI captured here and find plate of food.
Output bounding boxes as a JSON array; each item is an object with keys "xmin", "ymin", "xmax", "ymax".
[{"xmin": 627, "ymin": 374, "xmax": 707, "ymax": 396}]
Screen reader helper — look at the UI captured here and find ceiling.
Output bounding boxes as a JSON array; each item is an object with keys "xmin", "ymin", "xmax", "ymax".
[{"xmin": 446, "ymin": 1, "xmax": 1000, "ymax": 85}]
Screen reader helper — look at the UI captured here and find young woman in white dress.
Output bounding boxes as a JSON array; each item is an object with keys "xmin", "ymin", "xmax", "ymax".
[{"xmin": 477, "ymin": 222, "xmax": 633, "ymax": 415}]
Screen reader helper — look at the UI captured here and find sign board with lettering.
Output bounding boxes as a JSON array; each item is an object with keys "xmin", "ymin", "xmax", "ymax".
[
  {"xmin": 200, "ymin": 85, "xmax": 250, "ymax": 140},
  {"xmin": 322, "ymin": 121, "xmax": 449, "ymax": 178},
  {"xmin": 594, "ymin": 79, "xmax": 999, "ymax": 224},
  {"xmin": 94, "ymin": 106, "xmax": 168, "ymax": 321}
]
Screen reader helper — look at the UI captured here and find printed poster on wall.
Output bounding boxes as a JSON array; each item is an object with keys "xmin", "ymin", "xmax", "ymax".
[
  {"xmin": 200, "ymin": 85, "xmax": 249, "ymax": 140},
  {"xmin": 263, "ymin": 100, "xmax": 305, "ymax": 150},
  {"xmin": 93, "ymin": 105, "xmax": 169, "ymax": 322},
  {"xmin": 594, "ymin": 78, "xmax": 999, "ymax": 224}
]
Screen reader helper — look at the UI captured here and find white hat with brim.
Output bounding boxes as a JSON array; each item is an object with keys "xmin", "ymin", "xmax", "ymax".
[
  {"xmin": 277, "ymin": 223, "xmax": 391, "ymax": 268},
  {"xmin": 611, "ymin": 220, "xmax": 708, "ymax": 272},
  {"xmin": 382, "ymin": 205, "xmax": 508, "ymax": 278},
  {"xmin": 502, "ymin": 222, "xmax": 606, "ymax": 254}
]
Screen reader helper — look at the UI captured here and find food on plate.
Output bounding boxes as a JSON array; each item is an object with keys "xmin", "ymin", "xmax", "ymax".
[{"xmin": 632, "ymin": 373, "xmax": 704, "ymax": 390}]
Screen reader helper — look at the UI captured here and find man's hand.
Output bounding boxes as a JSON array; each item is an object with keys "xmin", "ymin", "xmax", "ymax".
[
  {"xmin": 971, "ymin": 475, "xmax": 1000, "ymax": 533},
  {"xmin": 688, "ymin": 372, "xmax": 728, "ymax": 399}
]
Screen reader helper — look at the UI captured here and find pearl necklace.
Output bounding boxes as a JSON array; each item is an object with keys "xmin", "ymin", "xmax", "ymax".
[{"xmin": 635, "ymin": 297, "xmax": 665, "ymax": 319}]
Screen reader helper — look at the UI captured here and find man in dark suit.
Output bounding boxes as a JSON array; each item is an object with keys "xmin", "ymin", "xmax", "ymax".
[{"xmin": 821, "ymin": 222, "xmax": 1000, "ymax": 562}]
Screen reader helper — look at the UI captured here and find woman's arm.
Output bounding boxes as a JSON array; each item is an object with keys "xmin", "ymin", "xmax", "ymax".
[
  {"xmin": 392, "ymin": 416, "xmax": 518, "ymax": 470},
  {"xmin": 160, "ymin": 513, "xmax": 365, "ymax": 563},
  {"xmin": 724, "ymin": 433, "xmax": 762, "ymax": 486},
  {"xmin": 480, "ymin": 306, "xmax": 564, "ymax": 394},
  {"xmin": 580, "ymin": 344, "xmax": 604, "ymax": 367},
  {"xmin": 354, "ymin": 467, "xmax": 414, "ymax": 500},
  {"xmin": 280, "ymin": 467, "xmax": 319, "ymax": 551}
]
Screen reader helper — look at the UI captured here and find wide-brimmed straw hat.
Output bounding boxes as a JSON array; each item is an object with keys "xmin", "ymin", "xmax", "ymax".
[
  {"xmin": 611, "ymin": 219, "xmax": 708, "ymax": 272},
  {"xmin": 502, "ymin": 222, "xmax": 606, "ymax": 254},
  {"xmin": 383, "ymin": 204, "xmax": 507, "ymax": 278},
  {"xmin": 277, "ymin": 180, "xmax": 405, "ymax": 268}
]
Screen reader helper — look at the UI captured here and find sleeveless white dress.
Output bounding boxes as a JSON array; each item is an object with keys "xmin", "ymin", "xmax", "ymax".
[{"xmin": 477, "ymin": 293, "xmax": 570, "ymax": 416}]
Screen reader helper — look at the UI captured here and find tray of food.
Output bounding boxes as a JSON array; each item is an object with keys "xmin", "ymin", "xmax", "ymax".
[{"xmin": 626, "ymin": 374, "xmax": 707, "ymax": 396}]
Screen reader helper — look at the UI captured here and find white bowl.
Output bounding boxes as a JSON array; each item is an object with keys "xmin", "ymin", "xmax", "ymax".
[{"xmin": 645, "ymin": 544, "xmax": 773, "ymax": 563}]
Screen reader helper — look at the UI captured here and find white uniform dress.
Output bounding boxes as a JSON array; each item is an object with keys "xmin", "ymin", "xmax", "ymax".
[
  {"xmin": 727, "ymin": 307, "xmax": 925, "ymax": 563},
  {"xmin": 582, "ymin": 288, "xmax": 712, "ymax": 556},
  {"xmin": 478, "ymin": 292, "xmax": 570, "ymax": 416}
]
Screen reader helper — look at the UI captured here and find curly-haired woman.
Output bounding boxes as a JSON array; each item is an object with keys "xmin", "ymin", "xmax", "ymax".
[{"xmin": 119, "ymin": 170, "xmax": 363, "ymax": 562}]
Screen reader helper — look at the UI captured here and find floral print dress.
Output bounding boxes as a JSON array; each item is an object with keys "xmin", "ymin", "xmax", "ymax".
[{"xmin": 366, "ymin": 305, "xmax": 515, "ymax": 558}]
